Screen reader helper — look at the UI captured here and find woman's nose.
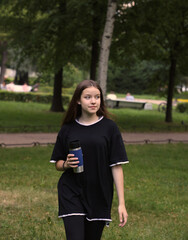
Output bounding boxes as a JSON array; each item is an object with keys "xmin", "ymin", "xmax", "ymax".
[{"xmin": 91, "ymin": 97, "xmax": 96, "ymax": 103}]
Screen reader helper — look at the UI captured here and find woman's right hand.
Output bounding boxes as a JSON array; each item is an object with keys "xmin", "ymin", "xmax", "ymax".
[{"xmin": 64, "ymin": 154, "xmax": 79, "ymax": 169}]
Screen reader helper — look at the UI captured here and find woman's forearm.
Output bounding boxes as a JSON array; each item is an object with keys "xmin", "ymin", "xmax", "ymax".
[
  {"xmin": 55, "ymin": 154, "xmax": 79, "ymax": 171},
  {"xmin": 55, "ymin": 160, "xmax": 65, "ymax": 171},
  {"xmin": 112, "ymin": 164, "xmax": 128, "ymax": 227},
  {"xmin": 112, "ymin": 165, "xmax": 125, "ymax": 205}
]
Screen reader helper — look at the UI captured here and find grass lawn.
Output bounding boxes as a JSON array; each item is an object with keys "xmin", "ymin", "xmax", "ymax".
[
  {"xmin": 0, "ymin": 100, "xmax": 188, "ymax": 132},
  {"xmin": 0, "ymin": 101, "xmax": 63, "ymax": 132},
  {"xmin": 0, "ymin": 144, "xmax": 187, "ymax": 240},
  {"xmin": 110, "ymin": 108, "xmax": 188, "ymax": 132},
  {"xmin": 115, "ymin": 93, "xmax": 166, "ymax": 100}
]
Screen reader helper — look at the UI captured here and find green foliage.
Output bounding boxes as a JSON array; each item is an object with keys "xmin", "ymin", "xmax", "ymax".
[
  {"xmin": 1, "ymin": 0, "xmax": 188, "ymax": 116},
  {"xmin": 63, "ymin": 63, "xmax": 84, "ymax": 88},
  {"xmin": 24, "ymin": 63, "xmax": 86, "ymax": 88},
  {"xmin": 176, "ymin": 103, "xmax": 188, "ymax": 113},
  {"xmin": 37, "ymin": 86, "xmax": 75, "ymax": 95},
  {"xmin": 115, "ymin": 0, "xmax": 188, "ymax": 63},
  {"xmin": 35, "ymin": 71, "xmax": 54, "ymax": 86},
  {"xmin": 112, "ymin": 0, "xmax": 188, "ymax": 123},
  {"xmin": 175, "ymin": 91, "xmax": 188, "ymax": 99},
  {"xmin": 0, "ymin": 91, "xmax": 70, "ymax": 105},
  {"xmin": 0, "ymin": 144, "xmax": 187, "ymax": 239},
  {"xmin": 107, "ymin": 60, "xmax": 168, "ymax": 94},
  {"xmin": 0, "ymin": 0, "xmax": 105, "ymax": 73},
  {"xmin": 62, "ymin": 87, "xmax": 75, "ymax": 95}
]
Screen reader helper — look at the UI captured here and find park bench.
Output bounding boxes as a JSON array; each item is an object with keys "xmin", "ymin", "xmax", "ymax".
[{"xmin": 106, "ymin": 98, "xmax": 147, "ymax": 109}]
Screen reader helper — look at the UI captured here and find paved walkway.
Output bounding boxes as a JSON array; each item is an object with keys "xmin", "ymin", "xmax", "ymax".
[
  {"xmin": 0, "ymin": 132, "xmax": 188, "ymax": 147},
  {"xmin": 134, "ymin": 98, "xmax": 165, "ymax": 105}
]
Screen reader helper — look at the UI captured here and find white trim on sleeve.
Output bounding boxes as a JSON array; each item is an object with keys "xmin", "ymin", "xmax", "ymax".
[
  {"xmin": 110, "ymin": 161, "xmax": 129, "ymax": 167},
  {"xmin": 50, "ymin": 160, "xmax": 56, "ymax": 163}
]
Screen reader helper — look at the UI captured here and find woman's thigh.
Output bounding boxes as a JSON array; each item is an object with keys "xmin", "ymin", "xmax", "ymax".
[
  {"xmin": 63, "ymin": 215, "xmax": 85, "ymax": 240},
  {"xmin": 63, "ymin": 216, "xmax": 105, "ymax": 240},
  {"xmin": 84, "ymin": 219, "xmax": 105, "ymax": 240}
]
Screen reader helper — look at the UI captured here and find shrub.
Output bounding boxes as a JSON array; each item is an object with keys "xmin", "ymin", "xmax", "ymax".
[
  {"xmin": 176, "ymin": 91, "xmax": 188, "ymax": 99},
  {"xmin": 176, "ymin": 103, "xmax": 188, "ymax": 113},
  {"xmin": 0, "ymin": 90, "xmax": 70, "ymax": 105}
]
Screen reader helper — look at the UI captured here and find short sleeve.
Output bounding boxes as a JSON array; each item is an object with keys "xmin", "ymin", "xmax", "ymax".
[
  {"xmin": 50, "ymin": 127, "xmax": 69, "ymax": 163},
  {"xmin": 109, "ymin": 123, "xmax": 129, "ymax": 167}
]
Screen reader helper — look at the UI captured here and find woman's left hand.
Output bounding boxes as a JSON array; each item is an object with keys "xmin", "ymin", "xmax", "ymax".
[{"xmin": 118, "ymin": 204, "xmax": 128, "ymax": 227}]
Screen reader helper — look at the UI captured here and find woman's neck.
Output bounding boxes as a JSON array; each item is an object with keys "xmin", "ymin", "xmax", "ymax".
[{"xmin": 78, "ymin": 114, "xmax": 99, "ymax": 125}]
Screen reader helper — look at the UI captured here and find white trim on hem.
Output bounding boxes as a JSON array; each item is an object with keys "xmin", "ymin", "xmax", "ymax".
[
  {"xmin": 110, "ymin": 161, "xmax": 129, "ymax": 167},
  {"xmin": 58, "ymin": 214, "xmax": 112, "ymax": 222},
  {"xmin": 86, "ymin": 217, "xmax": 112, "ymax": 222},
  {"xmin": 58, "ymin": 213, "xmax": 86, "ymax": 218},
  {"xmin": 58, "ymin": 214, "xmax": 112, "ymax": 227}
]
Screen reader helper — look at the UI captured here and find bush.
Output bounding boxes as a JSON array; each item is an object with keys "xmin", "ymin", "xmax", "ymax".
[
  {"xmin": 37, "ymin": 86, "xmax": 75, "ymax": 95},
  {"xmin": 0, "ymin": 90, "xmax": 70, "ymax": 105},
  {"xmin": 175, "ymin": 91, "xmax": 188, "ymax": 99},
  {"xmin": 176, "ymin": 103, "xmax": 188, "ymax": 113}
]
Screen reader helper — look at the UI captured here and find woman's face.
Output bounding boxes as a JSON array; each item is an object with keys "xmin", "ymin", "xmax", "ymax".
[{"xmin": 78, "ymin": 86, "xmax": 101, "ymax": 116}]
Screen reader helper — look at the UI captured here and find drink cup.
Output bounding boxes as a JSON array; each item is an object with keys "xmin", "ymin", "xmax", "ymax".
[{"xmin": 69, "ymin": 140, "xmax": 84, "ymax": 173}]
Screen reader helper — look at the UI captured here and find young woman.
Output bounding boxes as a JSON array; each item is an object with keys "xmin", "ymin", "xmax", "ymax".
[{"xmin": 50, "ymin": 80, "xmax": 129, "ymax": 240}]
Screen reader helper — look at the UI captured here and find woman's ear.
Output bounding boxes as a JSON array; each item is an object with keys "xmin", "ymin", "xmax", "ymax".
[{"xmin": 77, "ymin": 101, "xmax": 81, "ymax": 105}]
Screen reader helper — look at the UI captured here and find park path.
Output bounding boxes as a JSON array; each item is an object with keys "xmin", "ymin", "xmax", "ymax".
[
  {"xmin": 0, "ymin": 132, "xmax": 188, "ymax": 147},
  {"xmin": 134, "ymin": 98, "xmax": 165, "ymax": 105}
]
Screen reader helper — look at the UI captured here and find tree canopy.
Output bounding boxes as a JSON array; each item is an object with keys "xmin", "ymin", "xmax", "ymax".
[
  {"xmin": 0, "ymin": 0, "xmax": 188, "ymax": 122},
  {"xmin": 111, "ymin": 0, "xmax": 188, "ymax": 122}
]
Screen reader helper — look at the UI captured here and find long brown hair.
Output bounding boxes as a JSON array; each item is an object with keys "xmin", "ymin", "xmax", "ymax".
[{"xmin": 62, "ymin": 80, "xmax": 109, "ymax": 125}]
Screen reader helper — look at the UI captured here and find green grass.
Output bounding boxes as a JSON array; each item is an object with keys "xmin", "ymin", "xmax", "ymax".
[
  {"xmin": 0, "ymin": 100, "xmax": 188, "ymax": 133},
  {"xmin": 0, "ymin": 144, "xmax": 187, "ymax": 239},
  {"xmin": 0, "ymin": 101, "xmax": 63, "ymax": 132},
  {"xmin": 110, "ymin": 108, "xmax": 188, "ymax": 132},
  {"xmin": 115, "ymin": 93, "xmax": 166, "ymax": 100}
]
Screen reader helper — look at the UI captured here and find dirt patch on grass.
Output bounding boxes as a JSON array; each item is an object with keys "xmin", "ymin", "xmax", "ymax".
[{"xmin": 0, "ymin": 190, "xmax": 20, "ymax": 207}]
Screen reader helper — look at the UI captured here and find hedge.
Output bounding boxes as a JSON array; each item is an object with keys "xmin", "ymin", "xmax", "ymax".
[
  {"xmin": 0, "ymin": 90, "xmax": 70, "ymax": 105},
  {"xmin": 176, "ymin": 103, "xmax": 188, "ymax": 113}
]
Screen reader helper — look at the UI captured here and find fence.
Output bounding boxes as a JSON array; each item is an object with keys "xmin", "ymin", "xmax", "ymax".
[
  {"xmin": 0, "ymin": 124, "xmax": 187, "ymax": 132},
  {"xmin": 0, "ymin": 125, "xmax": 59, "ymax": 132},
  {"xmin": 0, "ymin": 139, "xmax": 188, "ymax": 148}
]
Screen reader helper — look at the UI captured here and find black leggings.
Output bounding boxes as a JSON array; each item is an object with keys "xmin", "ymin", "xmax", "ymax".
[{"xmin": 63, "ymin": 216, "xmax": 105, "ymax": 240}]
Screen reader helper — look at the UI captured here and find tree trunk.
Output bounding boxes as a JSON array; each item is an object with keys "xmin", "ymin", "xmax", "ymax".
[
  {"xmin": 90, "ymin": 39, "xmax": 99, "ymax": 81},
  {"xmin": 14, "ymin": 70, "xmax": 18, "ymax": 83},
  {"xmin": 165, "ymin": 56, "xmax": 177, "ymax": 122},
  {"xmin": 50, "ymin": 67, "xmax": 65, "ymax": 112},
  {"xmin": 15, "ymin": 70, "xmax": 29, "ymax": 85},
  {"xmin": 90, "ymin": 1, "xmax": 101, "ymax": 81},
  {"xmin": 97, "ymin": 0, "xmax": 117, "ymax": 97},
  {"xmin": 0, "ymin": 41, "xmax": 8, "ymax": 85}
]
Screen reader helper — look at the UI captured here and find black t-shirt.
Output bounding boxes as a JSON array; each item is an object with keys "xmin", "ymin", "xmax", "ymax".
[{"xmin": 51, "ymin": 117, "xmax": 129, "ymax": 223}]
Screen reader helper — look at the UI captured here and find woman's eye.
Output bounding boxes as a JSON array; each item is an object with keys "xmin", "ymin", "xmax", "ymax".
[
  {"xmin": 84, "ymin": 95, "xmax": 100, "ymax": 100},
  {"xmin": 85, "ymin": 96, "xmax": 90, "ymax": 99}
]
